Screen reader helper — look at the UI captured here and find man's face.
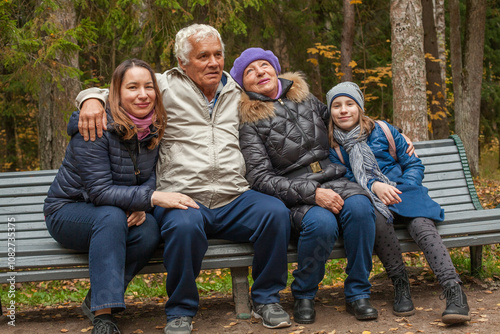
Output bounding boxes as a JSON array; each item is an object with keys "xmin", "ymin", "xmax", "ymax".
[{"xmin": 179, "ymin": 36, "xmax": 224, "ymax": 98}]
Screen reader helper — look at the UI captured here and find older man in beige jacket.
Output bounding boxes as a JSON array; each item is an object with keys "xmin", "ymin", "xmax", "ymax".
[{"xmin": 76, "ymin": 24, "xmax": 291, "ymax": 334}]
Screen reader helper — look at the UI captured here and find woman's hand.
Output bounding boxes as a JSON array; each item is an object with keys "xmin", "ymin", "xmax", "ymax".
[
  {"xmin": 401, "ymin": 133, "xmax": 418, "ymax": 157},
  {"xmin": 152, "ymin": 191, "xmax": 200, "ymax": 210},
  {"xmin": 372, "ymin": 181, "xmax": 402, "ymax": 205},
  {"xmin": 315, "ymin": 188, "xmax": 344, "ymax": 214},
  {"xmin": 127, "ymin": 211, "xmax": 146, "ymax": 227}
]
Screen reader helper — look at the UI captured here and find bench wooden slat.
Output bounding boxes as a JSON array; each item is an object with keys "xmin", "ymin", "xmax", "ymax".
[
  {"xmin": 412, "ymin": 145, "xmax": 458, "ymax": 157},
  {"xmin": 424, "ymin": 179, "xmax": 467, "ymax": 190},
  {"xmin": 0, "ymin": 204, "xmax": 43, "ymax": 214},
  {"xmin": 0, "ymin": 175, "xmax": 57, "ymax": 188},
  {"xmin": 419, "ymin": 154, "xmax": 460, "ymax": 166},
  {"xmin": 0, "ymin": 185, "xmax": 51, "ymax": 198},
  {"xmin": 0, "ymin": 212, "xmax": 45, "ymax": 223},
  {"xmin": 0, "ymin": 195, "xmax": 47, "ymax": 207}
]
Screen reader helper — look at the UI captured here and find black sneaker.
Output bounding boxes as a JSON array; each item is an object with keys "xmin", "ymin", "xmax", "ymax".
[
  {"xmin": 440, "ymin": 280, "xmax": 471, "ymax": 324},
  {"xmin": 81, "ymin": 290, "xmax": 95, "ymax": 322},
  {"xmin": 252, "ymin": 303, "xmax": 291, "ymax": 329},
  {"xmin": 164, "ymin": 316, "xmax": 193, "ymax": 334},
  {"xmin": 92, "ymin": 316, "xmax": 121, "ymax": 334}
]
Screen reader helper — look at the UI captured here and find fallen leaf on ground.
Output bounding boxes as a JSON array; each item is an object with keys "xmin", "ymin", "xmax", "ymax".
[{"xmin": 60, "ymin": 330, "xmax": 69, "ymax": 333}]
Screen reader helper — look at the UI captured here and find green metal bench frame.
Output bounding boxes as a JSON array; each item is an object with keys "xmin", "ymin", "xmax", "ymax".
[{"xmin": 1, "ymin": 135, "xmax": 499, "ymax": 317}]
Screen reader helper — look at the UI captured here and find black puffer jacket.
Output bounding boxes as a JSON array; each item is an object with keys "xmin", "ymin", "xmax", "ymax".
[
  {"xmin": 239, "ymin": 72, "xmax": 368, "ymax": 232},
  {"xmin": 44, "ymin": 110, "xmax": 158, "ymax": 216}
]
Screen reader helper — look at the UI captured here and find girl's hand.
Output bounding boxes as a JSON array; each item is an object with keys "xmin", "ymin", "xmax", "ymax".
[
  {"xmin": 372, "ymin": 181, "xmax": 402, "ymax": 205},
  {"xmin": 127, "ymin": 211, "xmax": 146, "ymax": 227},
  {"xmin": 315, "ymin": 188, "xmax": 344, "ymax": 214},
  {"xmin": 152, "ymin": 191, "xmax": 200, "ymax": 210}
]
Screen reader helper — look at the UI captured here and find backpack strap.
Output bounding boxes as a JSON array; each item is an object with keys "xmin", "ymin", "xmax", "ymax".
[{"xmin": 375, "ymin": 120, "xmax": 398, "ymax": 161}]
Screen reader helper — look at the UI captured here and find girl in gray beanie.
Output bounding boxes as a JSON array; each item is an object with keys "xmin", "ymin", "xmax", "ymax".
[{"xmin": 326, "ymin": 82, "xmax": 470, "ymax": 324}]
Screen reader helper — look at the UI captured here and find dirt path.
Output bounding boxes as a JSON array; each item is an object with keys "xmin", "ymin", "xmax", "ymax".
[{"xmin": 2, "ymin": 268, "xmax": 500, "ymax": 334}]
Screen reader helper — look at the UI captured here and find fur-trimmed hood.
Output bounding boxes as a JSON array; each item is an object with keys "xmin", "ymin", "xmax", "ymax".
[{"xmin": 239, "ymin": 72, "xmax": 310, "ymax": 124}]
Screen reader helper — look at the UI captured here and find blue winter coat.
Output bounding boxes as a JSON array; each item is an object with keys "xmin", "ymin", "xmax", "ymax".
[
  {"xmin": 329, "ymin": 121, "xmax": 444, "ymax": 222},
  {"xmin": 44, "ymin": 111, "xmax": 159, "ymax": 216}
]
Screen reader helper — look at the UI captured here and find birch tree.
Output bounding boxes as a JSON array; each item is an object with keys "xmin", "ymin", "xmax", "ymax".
[{"xmin": 390, "ymin": 0, "xmax": 428, "ymax": 141}]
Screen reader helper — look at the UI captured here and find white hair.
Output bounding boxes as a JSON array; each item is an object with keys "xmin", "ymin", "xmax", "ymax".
[{"xmin": 175, "ymin": 24, "xmax": 225, "ymax": 65}]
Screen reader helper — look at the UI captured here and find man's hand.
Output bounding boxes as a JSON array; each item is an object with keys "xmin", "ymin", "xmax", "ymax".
[
  {"xmin": 152, "ymin": 191, "xmax": 200, "ymax": 210},
  {"xmin": 315, "ymin": 188, "xmax": 344, "ymax": 214},
  {"xmin": 78, "ymin": 99, "xmax": 107, "ymax": 141},
  {"xmin": 401, "ymin": 133, "xmax": 417, "ymax": 157},
  {"xmin": 371, "ymin": 181, "xmax": 402, "ymax": 205},
  {"xmin": 127, "ymin": 211, "xmax": 146, "ymax": 227}
]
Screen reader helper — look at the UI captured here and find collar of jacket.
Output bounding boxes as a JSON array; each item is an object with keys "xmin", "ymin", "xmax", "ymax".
[{"xmin": 239, "ymin": 72, "xmax": 310, "ymax": 124}]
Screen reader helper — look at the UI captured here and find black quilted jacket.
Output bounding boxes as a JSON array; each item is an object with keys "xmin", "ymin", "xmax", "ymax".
[
  {"xmin": 44, "ymin": 110, "xmax": 158, "ymax": 216},
  {"xmin": 239, "ymin": 72, "xmax": 368, "ymax": 232}
]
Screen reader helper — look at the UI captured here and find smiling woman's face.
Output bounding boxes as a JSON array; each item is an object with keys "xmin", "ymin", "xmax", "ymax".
[
  {"xmin": 242, "ymin": 60, "xmax": 279, "ymax": 98},
  {"xmin": 120, "ymin": 66, "xmax": 156, "ymax": 119}
]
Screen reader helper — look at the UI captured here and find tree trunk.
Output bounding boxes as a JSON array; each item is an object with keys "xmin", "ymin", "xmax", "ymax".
[
  {"xmin": 2, "ymin": 115, "xmax": 18, "ymax": 171},
  {"xmin": 434, "ymin": 0, "xmax": 447, "ymax": 87},
  {"xmin": 272, "ymin": 3, "xmax": 290, "ymax": 71},
  {"xmin": 306, "ymin": 1, "xmax": 323, "ymax": 98},
  {"xmin": 422, "ymin": 0, "xmax": 448, "ymax": 139},
  {"xmin": 38, "ymin": 0, "xmax": 81, "ymax": 169},
  {"xmin": 450, "ymin": 0, "xmax": 486, "ymax": 177},
  {"xmin": 340, "ymin": 0, "xmax": 355, "ymax": 82},
  {"xmin": 390, "ymin": 0, "xmax": 428, "ymax": 141}
]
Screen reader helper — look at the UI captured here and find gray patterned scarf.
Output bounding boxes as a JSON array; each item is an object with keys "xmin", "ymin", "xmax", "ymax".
[{"xmin": 333, "ymin": 124, "xmax": 395, "ymax": 223}]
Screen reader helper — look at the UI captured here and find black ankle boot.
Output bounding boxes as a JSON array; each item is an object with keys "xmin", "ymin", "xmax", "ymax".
[
  {"xmin": 391, "ymin": 271, "xmax": 415, "ymax": 316},
  {"xmin": 440, "ymin": 280, "xmax": 471, "ymax": 324}
]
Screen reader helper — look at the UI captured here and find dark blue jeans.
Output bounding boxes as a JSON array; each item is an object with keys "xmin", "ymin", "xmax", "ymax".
[
  {"xmin": 291, "ymin": 195, "xmax": 376, "ymax": 303},
  {"xmin": 45, "ymin": 202, "xmax": 161, "ymax": 312},
  {"xmin": 153, "ymin": 190, "xmax": 291, "ymax": 321}
]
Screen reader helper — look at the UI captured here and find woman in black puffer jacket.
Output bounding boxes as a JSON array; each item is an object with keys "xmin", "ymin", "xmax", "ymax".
[
  {"xmin": 44, "ymin": 59, "xmax": 198, "ymax": 334},
  {"xmin": 232, "ymin": 48, "xmax": 377, "ymax": 324}
]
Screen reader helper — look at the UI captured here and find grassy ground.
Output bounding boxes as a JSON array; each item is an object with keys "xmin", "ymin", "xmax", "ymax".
[{"xmin": 2, "ymin": 146, "xmax": 500, "ymax": 309}]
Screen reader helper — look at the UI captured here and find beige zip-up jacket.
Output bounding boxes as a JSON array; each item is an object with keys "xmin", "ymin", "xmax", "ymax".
[{"xmin": 75, "ymin": 67, "xmax": 250, "ymax": 209}]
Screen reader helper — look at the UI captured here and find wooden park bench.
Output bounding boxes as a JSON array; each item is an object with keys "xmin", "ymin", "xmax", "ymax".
[{"xmin": 1, "ymin": 135, "xmax": 500, "ymax": 318}]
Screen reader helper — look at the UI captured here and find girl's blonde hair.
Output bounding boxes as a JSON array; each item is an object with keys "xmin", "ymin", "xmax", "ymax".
[
  {"xmin": 108, "ymin": 58, "xmax": 166, "ymax": 149},
  {"xmin": 328, "ymin": 102, "xmax": 375, "ymax": 148}
]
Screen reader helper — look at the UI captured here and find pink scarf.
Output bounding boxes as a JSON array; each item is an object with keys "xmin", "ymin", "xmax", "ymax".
[
  {"xmin": 274, "ymin": 80, "xmax": 283, "ymax": 99},
  {"xmin": 127, "ymin": 109, "xmax": 154, "ymax": 140}
]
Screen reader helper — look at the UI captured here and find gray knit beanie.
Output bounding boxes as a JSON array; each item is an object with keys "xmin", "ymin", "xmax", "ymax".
[{"xmin": 326, "ymin": 82, "xmax": 364, "ymax": 112}]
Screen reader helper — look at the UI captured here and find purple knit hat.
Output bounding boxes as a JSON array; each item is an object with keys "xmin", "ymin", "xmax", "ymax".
[{"xmin": 230, "ymin": 47, "xmax": 281, "ymax": 88}]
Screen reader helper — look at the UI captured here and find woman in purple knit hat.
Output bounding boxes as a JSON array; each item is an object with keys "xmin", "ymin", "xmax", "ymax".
[{"xmin": 231, "ymin": 48, "xmax": 378, "ymax": 325}]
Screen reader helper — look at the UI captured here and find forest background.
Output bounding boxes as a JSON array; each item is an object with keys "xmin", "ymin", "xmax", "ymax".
[{"xmin": 0, "ymin": 0, "xmax": 499, "ymax": 181}]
